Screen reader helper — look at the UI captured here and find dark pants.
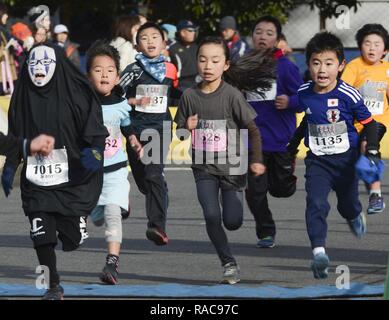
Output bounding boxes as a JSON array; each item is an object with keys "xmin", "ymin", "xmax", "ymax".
[
  {"xmin": 193, "ymin": 169, "xmax": 244, "ymax": 266},
  {"xmin": 245, "ymin": 151, "xmax": 297, "ymax": 239},
  {"xmin": 127, "ymin": 136, "xmax": 169, "ymax": 231},
  {"xmin": 304, "ymin": 148, "xmax": 361, "ymax": 248}
]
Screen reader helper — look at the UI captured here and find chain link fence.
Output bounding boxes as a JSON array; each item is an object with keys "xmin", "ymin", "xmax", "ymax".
[{"xmin": 284, "ymin": 0, "xmax": 389, "ymax": 50}]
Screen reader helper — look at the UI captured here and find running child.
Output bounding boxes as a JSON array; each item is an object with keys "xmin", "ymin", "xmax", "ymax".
[
  {"xmin": 86, "ymin": 41, "xmax": 142, "ymax": 285},
  {"xmin": 175, "ymin": 36, "xmax": 276, "ymax": 284},
  {"xmin": 289, "ymin": 32, "xmax": 379, "ymax": 279},
  {"xmin": 341, "ymin": 24, "xmax": 389, "ymax": 214},
  {"xmin": 2, "ymin": 42, "xmax": 108, "ymax": 299},
  {"xmin": 119, "ymin": 22, "xmax": 180, "ymax": 246}
]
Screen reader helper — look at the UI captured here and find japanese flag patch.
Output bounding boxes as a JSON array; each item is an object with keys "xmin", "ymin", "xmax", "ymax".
[{"xmin": 327, "ymin": 98, "xmax": 338, "ymax": 107}]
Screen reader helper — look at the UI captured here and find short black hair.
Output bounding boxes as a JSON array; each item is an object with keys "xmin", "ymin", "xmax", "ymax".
[
  {"xmin": 305, "ymin": 32, "xmax": 344, "ymax": 64},
  {"xmin": 252, "ymin": 15, "xmax": 282, "ymax": 40},
  {"xmin": 356, "ymin": 23, "xmax": 389, "ymax": 51},
  {"xmin": 135, "ymin": 21, "xmax": 165, "ymax": 45},
  {"xmin": 197, "ymin": 36, "xmax": 230, "ymax": 61},
  {"xmin": 86, "ymin": 40, "xmax": 121, "ymax": 73}
]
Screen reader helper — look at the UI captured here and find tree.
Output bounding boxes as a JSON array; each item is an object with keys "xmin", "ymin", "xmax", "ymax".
[
  {"xmin": 306, "ymin": 0, "xmax": 361, "ymax": 30},
  {"xmin": 148, "ymin": 0, "xmax": 297, "ymax": 36}
]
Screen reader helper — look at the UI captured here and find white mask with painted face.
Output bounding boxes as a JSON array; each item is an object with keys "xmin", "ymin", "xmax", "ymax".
[{"xmin": 28, "ymin": 46, "xmax": 56, "ymax": 87}]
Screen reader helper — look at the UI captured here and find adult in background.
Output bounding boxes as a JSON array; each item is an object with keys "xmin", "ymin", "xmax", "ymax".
[
  {"xmin": 169, "ymin": 20, "xmax": 199, "ymax": 91},
  {"xmin": 110, "ymin": 15, "xmax": 141, "ymax": 73},
  {"xmin": 53, "ymin": 24, "xmax": 81, "ymax": 70}
]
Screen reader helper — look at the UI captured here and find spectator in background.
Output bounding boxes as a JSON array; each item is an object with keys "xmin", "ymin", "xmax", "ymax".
[
  {"xmin": 28, "ymin": 5, "xmax": 52, "ymax": 40},
  {"xmin": 0, "ymin": 3, "xmax": 18, "ymax": 95},
  {"xmin": 30, "ymin": 24, "xmax": 47, "ymax": 45},
  {"xmin": 110, "ymin": 15, "xmax": 141, "ymax": 73},
  {"xmin": 53, "ymin": 24, "xmax": 81, "ymax": 69},
  {"xmin": 277, "ymin": 33, "xmax": 293, "ymax": 56},
  {"xmin": 219, "ymin": 16, "xmax": 248, "ymax": 62},
  {"xmin": 169, "ymin": 20, "xmax": 199, "ymax": 91}
]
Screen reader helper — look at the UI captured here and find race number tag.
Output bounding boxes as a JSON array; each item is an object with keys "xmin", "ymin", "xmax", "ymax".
[
  {"xmin": 26, "ymin": 148, "xmax": 69, "ymax": 186},
  {"xmin": 135, "ymin": 84, "xmax": 168, "ymax": 113},
  {"xmin": 192, "ymin": 119, "xmax": 227, "ymax": 152},
  {"xmin": 364, "ymin": 97, "xmax": 384, "ymax": 115},
  {"xmin": 308, "ymin": 121, "xmax": 350, "ymax": 155},
  {"xmin": 104, "ymin": 126, "xmax": 123, "ymax": 159}
]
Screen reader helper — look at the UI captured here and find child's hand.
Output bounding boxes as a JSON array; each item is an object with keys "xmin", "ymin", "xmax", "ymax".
[
  {"xmin": 129, "ymin": 135, "xmax": 144, "ymax": 159},
  {"xmin": 186, "ymin": 114, "xmax": 198, "ymax": 130},
  {"xmin": 128, "ymin": 97, "xmax": 151, "ymax": 107},
  {"xmin": 275, "ymin": 95, "xmax": 289, "ymax": 109},
  {"xmin": 250, "ymin": 163, "xmax": 266, "ymax": 176},
  {"xmin": 30, "ymin": 134, "xmax": 55, "ymax": 156}
]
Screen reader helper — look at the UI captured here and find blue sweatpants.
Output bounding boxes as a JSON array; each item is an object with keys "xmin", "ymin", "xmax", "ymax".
[{"xmin": 304, "ymin": 148, "xmax": 361, "ymax": 249}]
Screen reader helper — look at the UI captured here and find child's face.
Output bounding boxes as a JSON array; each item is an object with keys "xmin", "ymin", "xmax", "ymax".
[
  {"xmin": 309, "ymin": 50, "xmax": 345, "ymax": 93},
  {"xmin": 220, "ymin": 28, "xmax": 235, "ymax": 41},
  {"xmin": 361, "ymin": 34, "xmax": 387, "ymax": 65},
  {"xmin": 136, "ymin": 27, "xmax": 165, "ymax": 58},
  {"xmin": 252, "ymin": 21, "xmax": 278, "ymax": 50},
  {"xmin": 88, "ymin": 55, "xmax": 119, "ymax": 96},
  {"xmin": 197, "ymin": 43, "xmax": 230, "ymax": 84}
]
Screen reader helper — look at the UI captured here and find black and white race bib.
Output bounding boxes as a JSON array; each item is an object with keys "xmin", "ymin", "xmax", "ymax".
[
  {"xmin": 308, "ymin": 121, "xmax": 350, "ymax": 155},
  {"xmin": 135, "ymin": 84, "xmax": 168, "ymax": 113},
  {"xmin": 26, "ymin": 148, "xmax": 69, "ymax": 186}
]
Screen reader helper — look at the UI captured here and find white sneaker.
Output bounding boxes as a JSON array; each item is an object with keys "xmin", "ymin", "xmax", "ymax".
[{"xmin": 220, "ymin": 262, "xmax": 240, "ymax": 285}]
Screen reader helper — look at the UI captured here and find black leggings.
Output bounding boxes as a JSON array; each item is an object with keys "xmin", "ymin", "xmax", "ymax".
[
  {"xmin": 194, "ymin": 170, "xmax": 244, "ymax": 266},
  {"xmin": 36, "ymin": 244, "xmax": 60, "ymax": 288}
]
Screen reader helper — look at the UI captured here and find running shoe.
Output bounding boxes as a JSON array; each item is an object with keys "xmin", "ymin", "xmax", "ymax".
[
  {"xmin": 100, "ymin": 262, "xmax": 119, "ymax": 285},
  {"xmin": 146, "ymin": 227, "xmax": 169, "ymax": 246},
  {"xmin": 310, "ymin": 253, "xmax": 330, "ymax": 279},
  {"xmin": 347, "ymin": 213, "xmax": 367, "ymax": 238},
  {"xmin": 367, "ymin": 193, "xmax": 385, "ymax": 214},
  {"xmin": 220, "ymin": 262, "xmax": 240, "ymax": 285},
  {"xmin": 42, "ymin": 284, "xmax": 64, "ymax": 300},
  {"xmin": 257, "ymin": 236, "xmax": 275, "ymax": 248}
]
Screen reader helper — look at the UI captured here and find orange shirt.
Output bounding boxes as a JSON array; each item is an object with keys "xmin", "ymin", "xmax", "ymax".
[{"xmin": 341, "ymin": 56, "xmax": 389, "ymax": 131}]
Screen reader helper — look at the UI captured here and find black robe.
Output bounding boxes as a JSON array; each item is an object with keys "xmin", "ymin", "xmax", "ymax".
[
  {"xmin": 0, "ymin": 132, "xmax": 23, "ymax": 156},
  {"xmin": 6, "ymin": 43, "xmax": 108, "ymax": 217}
]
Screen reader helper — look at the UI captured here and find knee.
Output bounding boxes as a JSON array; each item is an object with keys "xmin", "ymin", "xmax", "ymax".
[
  {"xmin": 104, "ymin": 205, "xmax": 122, "ymax": 243},
  {"xmin": 224, "ymin": 218, "xmax": 243, "ymax": 231},
  {"xmin": 203, "ymin": 210, "xmax": 222, "ymax": 227}
]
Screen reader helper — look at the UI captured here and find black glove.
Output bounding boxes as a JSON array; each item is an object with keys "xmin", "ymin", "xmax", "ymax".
[
  {"xmin": 365, "ymin": 149, "xmax": 381, "ymax": 166},
  {"xmin": 286, "ymin": 142, "xmax": 299, "ymax": 156}
]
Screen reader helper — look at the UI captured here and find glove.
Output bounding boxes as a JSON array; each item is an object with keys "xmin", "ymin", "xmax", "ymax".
[
  {"xmin": 1, "ymin": 166, "xmax": 15, "ymax": 197},
  {"xmin": 286, "ymin": 142, "xmax": 299, "ymax": 156},
  {"xmin": 355, "ymin": 153, "xmax": 385, "ymax": 184},
  {"xmin": 80, "ymin": 147, "xmax": 103, "ymax": 172}
]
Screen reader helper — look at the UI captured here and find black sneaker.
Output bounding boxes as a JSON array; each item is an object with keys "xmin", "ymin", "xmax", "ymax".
[
  {"xmin": 121, "ymin": 207, "xmax": 130, "ymax": 220},
  {"xmin": 100, "ymin": 263, "xmax": 119, "ymax": 285},
  {"xmin": 146, "ymin": 227, "xmax": 168, "ymax": 246},
  {"xmin": 42, "ymin": 285, "xmax": 64, "ymax": 300}
]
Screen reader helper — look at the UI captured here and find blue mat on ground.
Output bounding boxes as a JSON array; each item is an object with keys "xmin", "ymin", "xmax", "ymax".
[{"xmin": 0, "ymin": 282, "xmax": 384, "ymax": 298}]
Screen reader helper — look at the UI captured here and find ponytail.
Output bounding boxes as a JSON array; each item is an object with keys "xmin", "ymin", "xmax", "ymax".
[{"xmin": 224, "ymin": 48, "xmax": 276, "ymax": 97}]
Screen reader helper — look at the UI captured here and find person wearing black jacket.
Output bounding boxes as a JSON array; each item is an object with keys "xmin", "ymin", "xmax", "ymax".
[{"xmin": 2, "ymin": 42, "xmax": 108, "ymax": 300}]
